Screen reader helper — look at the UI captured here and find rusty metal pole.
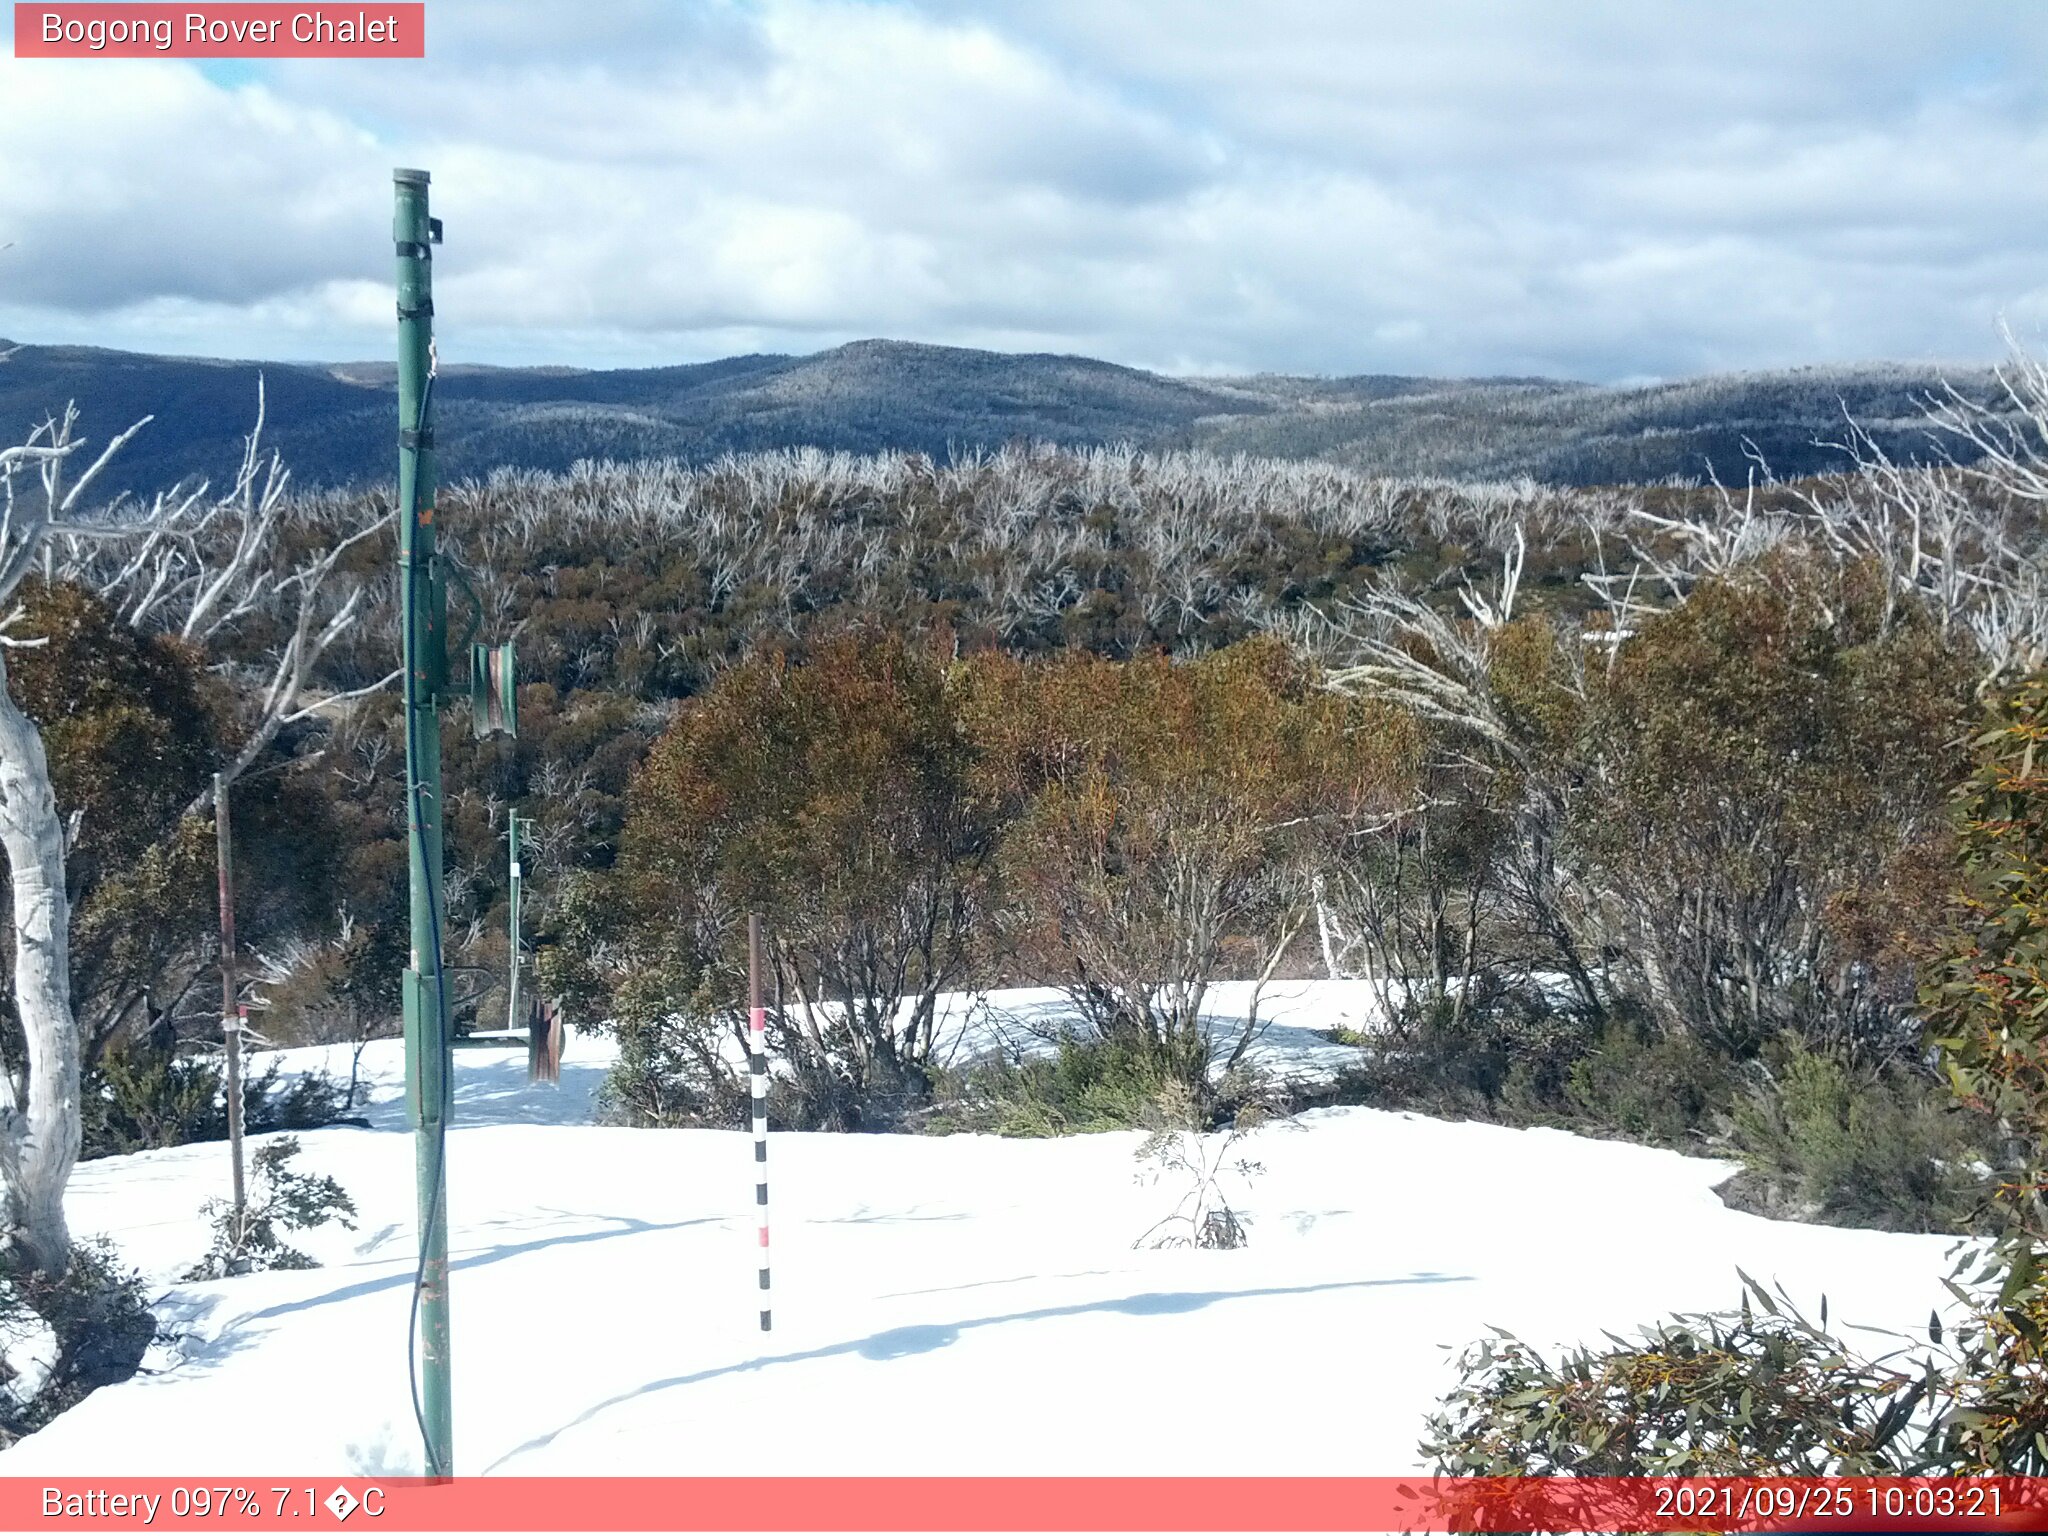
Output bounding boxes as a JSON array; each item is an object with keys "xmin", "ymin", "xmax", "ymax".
[{"xmin": 214, "ymin": 771, "xmax": 246, "ymax": 1232}]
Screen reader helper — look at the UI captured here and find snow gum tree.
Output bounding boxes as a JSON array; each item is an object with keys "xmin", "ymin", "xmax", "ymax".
[
  {"xmin": 1575, "ymin": 554, "xmax": 1976, "ymax": 1059},
  {"xmin": 964, "ymin": 636, "xmax": 1416, "ymax": 1089},
  {"xmin": 616, "ymin": 627, "xmax": 998, "ymax": 1128},
  {"xmin": 0, "ymin": 394, "xmax": 389, "ymax": 1274},
  {"xmin": 0, "ymin": 636, "xmax": 78, "ymax": 1276},
  {"xmin": 0, "ymin": 429, "xmax": 112, "ymax": 1273},
  {"xmin": 6, "ymin": 582, "xmax": 218, "ymax": 1069},
  {"xmin": 1322, "ymin": 550, "xmax": 1976, "ymax": 1065}
]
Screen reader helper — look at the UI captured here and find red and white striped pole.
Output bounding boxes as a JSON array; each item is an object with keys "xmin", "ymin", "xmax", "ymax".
[{"xmin": 748, "ymin": 912, "xmax": 771, "ymax": 1333}]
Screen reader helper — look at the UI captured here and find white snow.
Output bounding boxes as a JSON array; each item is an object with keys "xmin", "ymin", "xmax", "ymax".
[
  {"xmin": 0, "ymin": 985, "xmax": 1970, "ymax": 1477},
  {"xmin": 937, "ymin": 977, "xmax": 1391, "ymax": 1080},
  {"xmin": 649, "ymin": 977, "xmax": 1398, "ymax": 1087}
]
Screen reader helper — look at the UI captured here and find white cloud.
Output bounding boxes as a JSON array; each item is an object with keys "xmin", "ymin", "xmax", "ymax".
[{"xmin": 0, "ymin": 0, "xmax": 2042, "ymax": 378}]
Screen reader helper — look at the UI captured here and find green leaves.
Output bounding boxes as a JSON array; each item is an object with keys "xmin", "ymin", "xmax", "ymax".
[
  {"xmin": 1420, "ymin": 1293, "xmax": 1942, "ymax": 1476},
  {"xmin": 1912, "ymin": 675, "xmax": 2048, "ymax": 1469},
  {"xmin": 184, "ymin": 1135, "xmax": 356, "ymax": 1280}
]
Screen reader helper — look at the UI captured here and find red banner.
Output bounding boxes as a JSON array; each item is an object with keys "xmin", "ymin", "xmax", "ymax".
[
  {"xmin": 12, "ymin": 4, "xmax": 424, "ymax": 58},
  {"xmin": 4, "ymin": 1478, "xmax": 2048, "ymax": 1532}
]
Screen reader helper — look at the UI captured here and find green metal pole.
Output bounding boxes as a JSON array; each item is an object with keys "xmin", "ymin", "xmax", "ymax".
[
  {"xmin": 393, "ymin": 166, "xmax": 453, "ymax": 1481},
  {"xmin": 506, "ymin": 814, "xmax": 522, "ymax": 1034}
]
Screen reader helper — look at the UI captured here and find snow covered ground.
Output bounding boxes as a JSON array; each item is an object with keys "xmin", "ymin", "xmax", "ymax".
[
  {"xmin": 0, "ymin": 985, "xmax": 1970, "ymax": 1477},
  {"xmin": 661, "ymin": 976, "xmax": 1395, "ymax": 1087}
]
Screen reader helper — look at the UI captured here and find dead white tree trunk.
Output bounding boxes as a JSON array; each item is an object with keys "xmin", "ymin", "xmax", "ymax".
[
  {"xmin": 0, "ymin": 649, "xmax": 76, "ymax": 1274},
  {"xmin": 0, "ymin": 422, "xmax": 116, "ymax": 1275}
]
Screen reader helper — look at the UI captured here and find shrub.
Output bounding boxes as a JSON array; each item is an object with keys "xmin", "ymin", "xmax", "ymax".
[
  {"xmin": 1423, "ymin": 1276, "xmax": 1949, "ymax": 1474},
  {"xmin": 968, "ymin": 637, "xmax": 1415, "ymax": 1096},
  {"xmin": 186, "ymin": 1137, "xmax": 357, "ymax": 1279},
  {"xmin": 1338, "ymin": 981, "xmax": 1590, "ymax": 1122},
  {"xmin": 1920, "ymin": 672, "xmax": 2048, "ymax": 1470},
  {"xmin": 255, "ymin": 913, "xmax": 403, "ymax": 1060},
  {"xmin": 1130, "ymin": 1081, "xmax": 1271, "ymax": 1250},
  {"xmin": 613, "ymin": 627, "xmax": 998, "ymax": 1128},
  {"xmin": 595, "ymin": 1004, "xmax": 749, "ymax": 1129},
  {"xmin": 82, "ymin": 1046, "xmax": 223, "ymax": 1158},
  {"xmin": 927, "ymin": 1036, "xmax": 1191, "ymax": 1137},
  {"xmin": 82, "ymin": 1047, "xmax": 350, "ymax": 1159},
  {"xmin": 246, "ymin": 1063, "xmax": 353, "ymax": 1135},
  {"xmin": 0, "ymin": 1240, "xmax": 162, "ymax": 1444},
  {"xmin": 1723, "ymin": 1037, "xmax": 1988, "ymax": 1232},
  {"xmin": 1560, "ymin": 1017, "xmax": 1731, "ymax": 1145}
]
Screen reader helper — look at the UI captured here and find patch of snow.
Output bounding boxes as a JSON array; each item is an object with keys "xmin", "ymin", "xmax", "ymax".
[{"xmin": 2, "ymin": 986, "xmax": 1969, "ymax": 1477}]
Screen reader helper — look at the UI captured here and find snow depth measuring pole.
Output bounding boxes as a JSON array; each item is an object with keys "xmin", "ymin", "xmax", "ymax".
[
  {"xmin": 749, "ymin": 913, "xmax": 772, "ymax": 1332},
  {"xmin": 393, "ymin": 166, "xmax": 518, "ymax": 1480}
]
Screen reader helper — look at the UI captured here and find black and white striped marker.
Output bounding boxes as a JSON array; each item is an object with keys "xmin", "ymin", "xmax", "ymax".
[{"xmin": 748, "ymin": 913, "xmax": 771, "ymax": 1332}]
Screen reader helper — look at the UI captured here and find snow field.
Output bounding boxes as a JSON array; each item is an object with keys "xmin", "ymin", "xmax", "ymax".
[{"xmin": 2, "ymin": 991, "xmax": 1968, "ymax": 1477}]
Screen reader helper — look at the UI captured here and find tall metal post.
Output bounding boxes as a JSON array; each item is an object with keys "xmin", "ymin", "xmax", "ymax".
[
  {"xmin": 506, "ymin": 814, "xmax": 523, "ymax": 1033},
  {"xmin": 394, "ymin": 166, "xmax": 453, "ymax": 1481},
  {"xmin": 213, "ymin": 772, "xmax": 246, "ymax": 1232}
]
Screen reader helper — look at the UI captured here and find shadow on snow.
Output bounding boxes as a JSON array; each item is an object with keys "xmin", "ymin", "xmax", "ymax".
[{"xmin": 486, "ymin": 1271, "xmax": 1475, "ymax": 1471}]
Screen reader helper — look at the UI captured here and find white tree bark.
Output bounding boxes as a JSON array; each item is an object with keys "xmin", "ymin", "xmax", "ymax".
[
  {"xmin": 0, "ymin": 650, "xmax": 77, "ymax": 1275},
  {"xmin": 1310, "ymin": 873, "xmax": 1347, "ymax": 981}
]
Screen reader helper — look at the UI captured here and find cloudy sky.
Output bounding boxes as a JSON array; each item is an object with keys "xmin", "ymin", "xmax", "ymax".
[{"xmin": 1, "ymin": 0, "xmax": 2044, "ymax": 381}]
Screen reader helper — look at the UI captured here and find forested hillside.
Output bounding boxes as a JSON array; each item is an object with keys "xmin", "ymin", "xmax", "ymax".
[{"xmin": 0, "ymin": 336, "xmax": 2005, "ymax": 499}]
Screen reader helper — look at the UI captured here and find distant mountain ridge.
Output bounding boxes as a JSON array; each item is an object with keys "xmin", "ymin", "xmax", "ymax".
[{"xmin": 0, "ymin": 336, "xmax": 1997, "ymax": 501}]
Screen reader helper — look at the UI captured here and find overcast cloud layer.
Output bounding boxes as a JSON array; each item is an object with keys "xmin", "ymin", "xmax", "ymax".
[{"xmin": 1, "ymin": 0, "xmax": 2043, "ymax": 380}]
